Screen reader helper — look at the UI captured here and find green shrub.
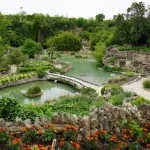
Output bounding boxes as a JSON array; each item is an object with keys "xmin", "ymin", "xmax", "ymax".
[
  {"xmin": 36, "ymin": 69, "xmax": 46, "ymax": 78},
  {"xmin": 19, "ymin": 66, "xmax": 51, "ymax": 72},
  {"xmin": 118, "ymin": 46, "xmax": 150, "ymax": 52},
  {"xmin": 124, "ymin": 71, "xmax": 135, "ymax": 77},
  {"xmin": 131, "ymin": 97, "xmax": 150, "ymax": 106},
  {"xmin": 0, "ymin": 68, "xmax": 8, "ymax": 72},
  {"xmin": 102, "ymin": 65, "xmax": 123, "ymax": 72},
  {"xmin": 22, "ymin": 127, "xmax": 37, "ymax": 144},
  {"xmin": 109, "ymin": 94, "xmax": 124, "ymax": 106},
  {"xmin": 50, "ymin": 95, "xmax": 104, "ymax": 116},
  {"xmin": 75, "ymin": 54, "xmax": 82, "ymax": 58},
  {"xmin": 22, "ymin": 60, "xmax": 50, "ymax": 68},
  {"xmin": 46, "ymin": 32, "xmax": 82, "ymax": 51},
  {"xmin": 18, "ymin": 103, "xmax": 53, "ymax": 121},
  {"xmin": 43, "ymin": 55, "xmax": 49, "ymax": 60},
  {"xmin": 101, "ymin": 84, "xmax": 123, "ymax": 95},
  {"xmin": 80, "ymin": 87, "xmax": 97, "ymax": 97},
  {"xmin": 0, "ymin": 96, "xmax": 21, "ymax": 121},
  {"xmin": 42, "ymin": 127, "xmax": 56, "ymax": 142},
  {"xmin": 143, "ymin": 80, "xmax": 150, "ymax": 89},
  {"xmin": 49, "ymin": 67, "xmax": 65, "ymax": 74},
  {"xmin": 0, "ymin": 128, "xmax": 10, "ymax": 143},
  {"xmin": 26, "ymin": 85, "xmax": 42, "ymax": 95},
  {"xmin": 71, "ymin": 52, "xmax": 75, "ymax": 55}
]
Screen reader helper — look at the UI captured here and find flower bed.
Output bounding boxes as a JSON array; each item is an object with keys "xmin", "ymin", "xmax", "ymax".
[{"xmin": 1, "ymin": 121, "xmax": 150, "ymax": 150}]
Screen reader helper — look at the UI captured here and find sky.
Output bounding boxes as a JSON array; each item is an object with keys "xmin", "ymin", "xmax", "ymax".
[{"xmin": 0, "ymin": 0, "xmax": 150, "ymax": 19}]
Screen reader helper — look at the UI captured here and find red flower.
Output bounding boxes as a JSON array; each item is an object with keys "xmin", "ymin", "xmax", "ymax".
[
  {"xmin": 110, "ymin": 136, "xmax": 116, "ymax": 141},
  {"xmin": 146, "ymin": 144, "xmax": 150, "ymax": 147},
  {"xmin": 60, "ymin": 141, "xmax": 64, "ymax": 146}
]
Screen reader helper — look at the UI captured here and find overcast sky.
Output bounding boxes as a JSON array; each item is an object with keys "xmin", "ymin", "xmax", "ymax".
[{"xmin": 0, "ymin": 0, "xmax": 149, "ymax": 19}]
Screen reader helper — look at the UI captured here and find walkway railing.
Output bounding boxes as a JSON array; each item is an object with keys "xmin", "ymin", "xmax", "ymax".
[{"xmin": 47, "ymin": 73, "xmax": 101, "ymax": 88}]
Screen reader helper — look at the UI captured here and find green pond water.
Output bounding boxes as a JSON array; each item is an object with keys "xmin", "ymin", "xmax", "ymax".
[
  {"xmin": 0, "ymin": 81, "xmax": 75, "ymax": 104},
  {"xmin": 59, "ymin": 54, "xmax": 112, "ymax": 85},
  {"xmin": 0, "ymin": 54, "xmax": 113, "ymax": 103}
]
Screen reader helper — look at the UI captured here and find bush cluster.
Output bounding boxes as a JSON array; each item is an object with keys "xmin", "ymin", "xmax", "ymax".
[
  {"xmin": 26, "ymin": 85, "xmax": 42, "ymax": 95},
  {"xmin": 143, "ymin": 80, "xmax": 150, "ymax": 89},
  {"xmin": 102, "ymin": 65, "xmax": 123, "ymax": 72}
]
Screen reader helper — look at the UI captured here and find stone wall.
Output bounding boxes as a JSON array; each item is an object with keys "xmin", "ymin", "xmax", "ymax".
[
  {"xmin": 103, "ymin": 48, "xmax": 150, "ymax": 75},
  {"xmin": 1, "ymin": 98, "xmax": 149, "ymax": 139}
]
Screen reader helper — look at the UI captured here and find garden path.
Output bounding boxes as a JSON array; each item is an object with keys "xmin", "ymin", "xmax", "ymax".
[{"xmin": 122, "ymin": 77, "xmax": 150, "ymax": 100}]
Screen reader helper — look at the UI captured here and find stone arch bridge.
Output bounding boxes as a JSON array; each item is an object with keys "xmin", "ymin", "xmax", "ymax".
[{"xmin": 46, "ymin": 73, "xmax": 102, "ymax": 93}]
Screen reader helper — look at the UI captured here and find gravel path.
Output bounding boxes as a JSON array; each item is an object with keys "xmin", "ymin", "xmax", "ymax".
[{"xmin": 122, "ymin": 77, "xmax": 150, "ymax": 100}]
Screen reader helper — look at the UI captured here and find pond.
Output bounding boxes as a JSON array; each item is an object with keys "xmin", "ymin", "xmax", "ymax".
[
  {"xmin": 0, "ymin": 81, "xmax": 76, "ymax": 104},
  {"xmin": 59, "ymin": 54, "xmax": 112, "ymax": 85}
]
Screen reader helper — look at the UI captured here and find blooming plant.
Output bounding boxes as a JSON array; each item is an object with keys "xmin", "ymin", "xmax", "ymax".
[
  {"xmin": 29, "ymin": 144, "xmax": 52, "ymax": 150},
  {"xmin": 0, "ymin": 127, "xmax": 10, "ymax": 143},
  {"xmin": 8, "ymin": 138, "xmax": 21, "ymax": 150},
  {"xmin": 42, "ymin": 123, "xmax": 57, "ymax": 142},
  {"xmin": 64, "ymin": 125, "xmax": 77, "ymax": 141},
  {"xmin": 59, "ymin": 140, "xmax": 80, "ymax": 150},
  {"xmin": 22, "ymin": 126, "xmax": 40, "ymax": 144},
  {"xmin": 85, "ymin": 135, "xmax": 99, "ymax": 150}
]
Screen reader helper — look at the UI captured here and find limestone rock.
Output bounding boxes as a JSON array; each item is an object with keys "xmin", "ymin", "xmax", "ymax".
[
  {"xmin": 0, "ymin": 118, "xmax": 5, "ymax": 127},
  {"xmin": 24, "ymin": 119, "xmax": 32, "ymax": 127}
]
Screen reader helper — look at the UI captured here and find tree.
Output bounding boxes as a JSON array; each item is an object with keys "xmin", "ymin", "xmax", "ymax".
[
  {"xmin": 5, "ymin": 48, "xmax": 28, "ymax": 65},
  {"xmin": 127, "ymin": 2, "xmax": 147, "ymax": 45},
  {"xmin": 94, "ymin": 42, "xmax": 106, "ymax": 65},
  {"xmin": 47, "ymin": 32, "xmax": 82, "ymax": 51},
  {"xmin": 96, "ymin": 14, "xmax": 105, "ymax": 22},
  {"xmin": 21, "ymin": 39, "xmax": 42, "ymax": 58}
]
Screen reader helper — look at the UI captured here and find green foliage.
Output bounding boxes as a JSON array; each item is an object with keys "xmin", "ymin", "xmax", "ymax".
[
  {"xmin": 95, "ymin": 13, "xmax": 105, "ymax": 22},
  {"xmin": 118, "ymin": 46, "xmax": 150, "ymax": 52},
  {"xmin": 94, "ymin": 42, "xmax": 106, "ymax": 65},
  {"xmin": 5, "ymin": 48, "xmax": 28, "ymax": 65},
  {"xmin": 101, "ymin": 84, "xmax": 123, "ymax": 95},
  {"xmin": 0, "ymin": 73, "xmax": 36, "ymax": 85},
  {"xmin": 19, "ymin": 66, "xmax": 50, "ymax": 72},
  {"xmin": 0, "ymin": 68, "xmax": 8, "ymax": 72},
  {"xmin": 36, "ymin": 69, "xmax": 46, "ymax": 78},
  {"xmin": 22, "ymin": 128, "xmax": 36, "ymax": 144},
  {"xmin": 143, "ymin": 80, "xmax": 150, "ymax": 89},
  {"xmin": 26, "ymin": 85, "xmax": 42, "ymax": 95},
  {"xmin": 131, "ymin": 97, "xmax": 150, "ymax": 106},
  {"xmin": 0, "ymin": 96, "xmax": 21, "ymax": 121},
  {"xmin": 0, "ymin": 128, "xmax": 10, "ymax": 143},
  {"xmin": 21, "ymin": 39, "xmax": 42, "ymax": 58},
  {"xmin": 109, "ymin": 93, "xmax": 124, "ymax": 106},
  {"xmin": 71, "ymin": 52, "xmax": 75, "ymax": 55},
  {"xmin": 18, "ymin": 103, "xmax": 53, "ymax": 121},
  {"xmin": 64, "ymin": 126, "xmax": 77, "ymax": 141},
  {"xmin": 47, "ymin": 32, "xmax": 82, "ymax": 51},
  {"xmin": 102, "ymin": 65, "xmax": 123, "ymax": 72},
  {"xmin": 50, "ymin": 95, "xmax": 104, "ymax": 116},
  {"xmin": 42, "ymin": 127, "xmax": 56, "ymax": 142},
  {"xmin": 49, "ymin": 67, "xmax": 65, "ymax": 74},
  {"xmin": 108, "ymin": 75, "xmax": 128, "ymax": 83},
  {"xmin": 79, "ymin": 31, "xmax": 91, "ymax": 40},
  {"xmin": 81, "ymin": 87, "xmax": 98, "ymax": 97},
  {"xmin": 114, "ymin": 2, "xmax": 150, "ymax": 46},
  {"xmin": 23, "ymin": 60, "xmax": 50, "ymax": 68}
]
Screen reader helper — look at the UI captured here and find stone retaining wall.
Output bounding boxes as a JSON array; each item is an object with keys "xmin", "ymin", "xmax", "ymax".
[
  {"xmin": 103, "ymin": 48, "xmax": 150, "ymax": 75},
  {"xmin": 1, "ymin": 97, "xmax": 149, "ymax": 139}
]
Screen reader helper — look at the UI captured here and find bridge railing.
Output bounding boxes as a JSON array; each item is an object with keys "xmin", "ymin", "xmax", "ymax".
[
  {"xmin": 47, "ymin": 74, "xmax": 87, "ymax": 88},
  {"xmin": 47, "ymin": 73, "xmax": 101, "ymax": 87}
]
